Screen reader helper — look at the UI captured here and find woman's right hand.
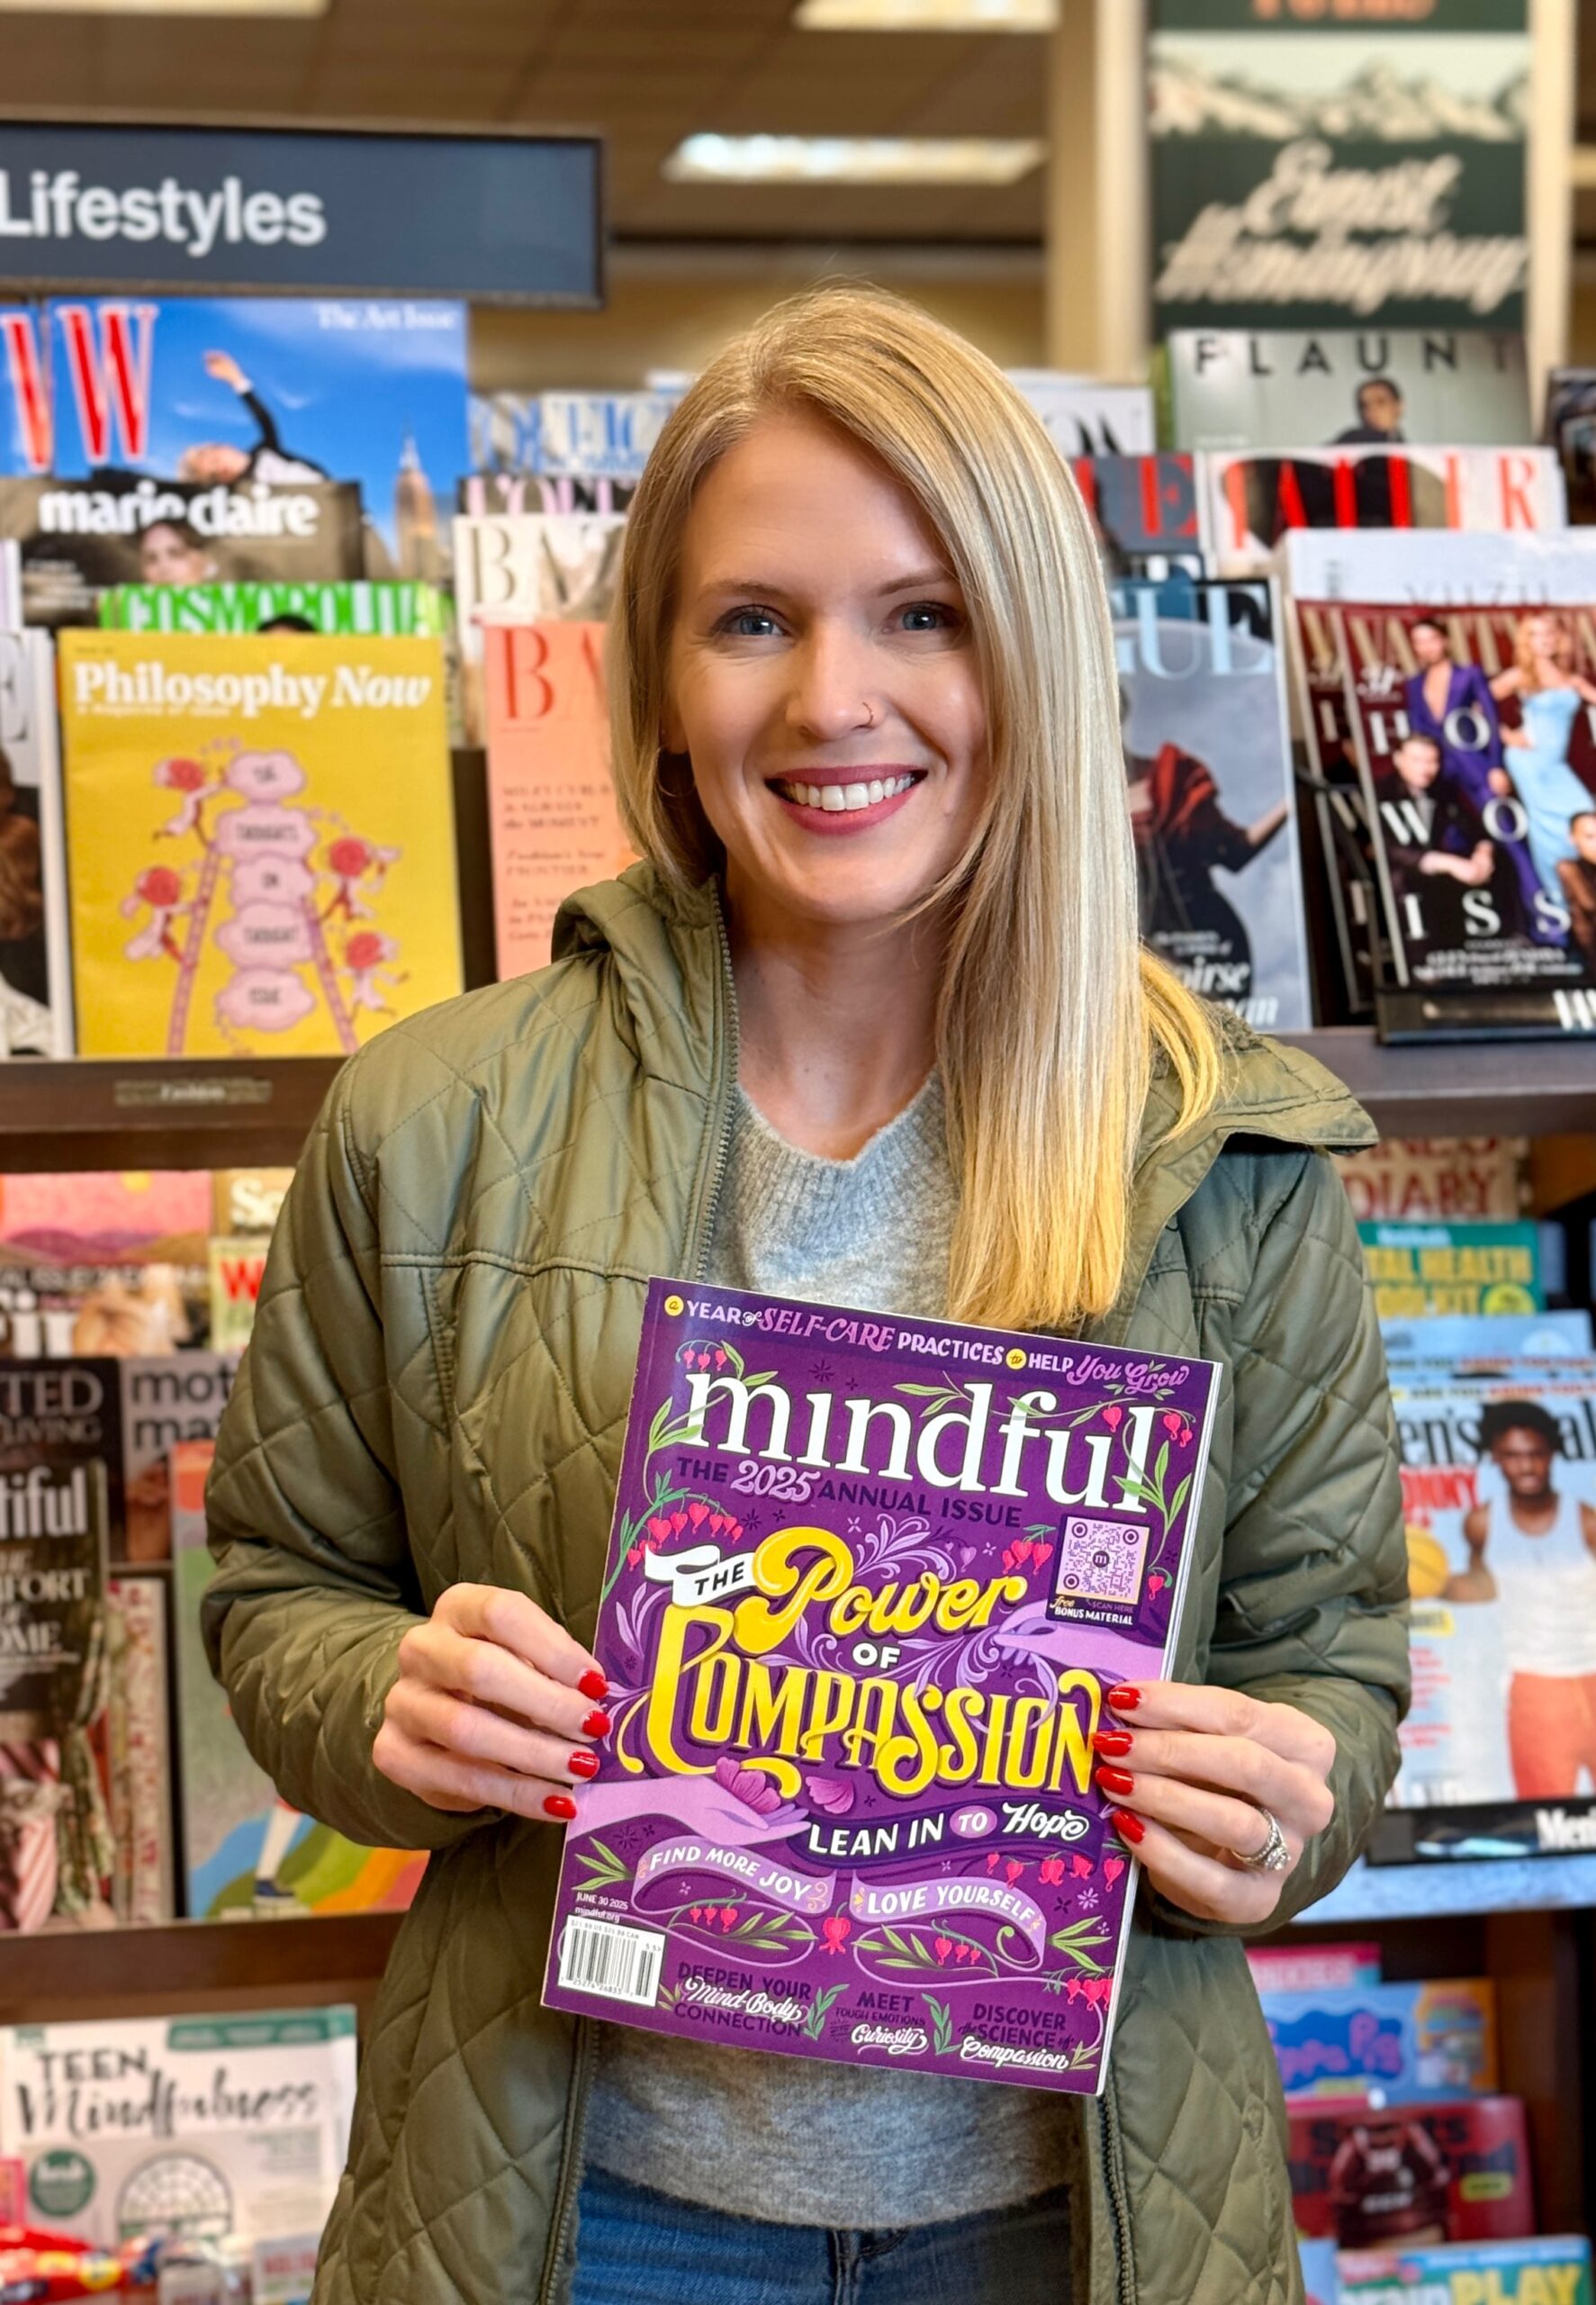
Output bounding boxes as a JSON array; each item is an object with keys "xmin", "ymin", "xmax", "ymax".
[{"xmin": 374, "ymin": 1584, "xmax": 610, "ymax": 1821}]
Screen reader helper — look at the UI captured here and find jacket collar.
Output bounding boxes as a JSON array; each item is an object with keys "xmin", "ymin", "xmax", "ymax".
[
  {"xmin": 554, "ymin": 863, "xmax": 1376, "ymax": 1336},
  {"xmin": 1103, "ymin": 1017, "xmax": 1374, "ymax": 1342}
]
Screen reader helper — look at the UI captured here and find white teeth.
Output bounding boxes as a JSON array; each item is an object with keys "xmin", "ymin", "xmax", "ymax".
[{"xmin": 775, "ymin": 773, "xmax": 916, "ymax": 812}]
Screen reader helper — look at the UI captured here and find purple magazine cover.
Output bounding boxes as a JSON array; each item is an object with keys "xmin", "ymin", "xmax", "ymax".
[{"xmin": 542, "ymin": 1278, "xmax": 1220, "ymax": 2094}]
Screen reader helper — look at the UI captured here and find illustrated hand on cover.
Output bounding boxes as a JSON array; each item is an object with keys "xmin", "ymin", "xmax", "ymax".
[{"xmin": 543, "ymin": 1279, "xmax": 1218, "ymax": 2094}]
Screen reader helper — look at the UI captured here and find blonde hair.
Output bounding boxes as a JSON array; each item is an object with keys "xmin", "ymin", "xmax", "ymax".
[
  {"xmin": 1515, "ymin": 610, "xmax": 1573, "ymax": 689},
  {"xmin": 609, "ymin": 284, "xmax": 1222, "ymax": 1332}
]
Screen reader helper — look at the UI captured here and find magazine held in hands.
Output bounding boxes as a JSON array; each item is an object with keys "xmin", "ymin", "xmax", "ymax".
[{"xmin": 544, "ymin": 1279, "xmax": 1219, "ymax": 2095}]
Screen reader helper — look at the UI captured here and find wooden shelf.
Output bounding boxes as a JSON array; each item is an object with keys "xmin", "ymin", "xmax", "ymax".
[
  {"xmin": 1293, "ymin": 1906, "xmax": 1595, "ymax": 2232},
  {"xmin": 0, "ymin": 1912, "xmax": 404, "ymax": 2027},
  {"xmin": 0, "ymin": 1031, "xmax": 1585, "ymax": 1175},
  {"xmin": 1283, "ymin": 1030, "xmax": 1596, "ymax": 1140},
  {"xmin": 0, "ymin": 1056, "xmax": 341, "ymax": 1170}
]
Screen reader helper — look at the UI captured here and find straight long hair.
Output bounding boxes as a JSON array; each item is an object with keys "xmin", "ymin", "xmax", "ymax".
[
  {"xmin": 608, "ymin": 285, "xmax": 1222, "ymax": 1333},
  {"xmin": 1513, "ymin": 610, "xmax": 1573, "ymax": 688}
]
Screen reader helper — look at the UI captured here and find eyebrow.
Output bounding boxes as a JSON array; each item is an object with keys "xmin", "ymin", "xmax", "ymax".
[{"xmin": 693, "ymin": 565, "xmax": 960, "ymax": 601}]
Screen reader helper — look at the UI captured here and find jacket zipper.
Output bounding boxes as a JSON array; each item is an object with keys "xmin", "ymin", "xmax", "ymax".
[
  {"xmin": 538, "ymin": 2017, "xmax": 596, "ymax": 2305},
  {"xmin": 692, "ymin": 885, "xmax": 740, "ymax": 1279},
  {"xmin": 537, "ymin": 884, "xmax": 741, "ymax": 2305},
  {"xmin": 1080, "ymin": 1118, "xmax": 1240, "ymax": 2305},
  {"xmin": 1101, "ymin": 2086, "xmax": 1137, "ymax": 2305}
]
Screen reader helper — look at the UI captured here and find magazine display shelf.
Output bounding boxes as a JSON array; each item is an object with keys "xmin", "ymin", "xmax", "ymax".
[
  {"xmin": 0, "ymin": 1055, "xmax": 339, "ymax": 1171},
  {"xmin": 2, "ymin": 1017, "xmax": 1591, "ymax": 2228},
  {"xmin": 0, "ymin": 1912, "xmax": 403, "ymax": 2030},
  {"xmin": 1290, "ymin": 1902, "xmax": 1592, "ymax": 2232},
  {"xmin": 1291, "ymin": 1030, "xmax": 1596, "ymax": 1140},
  {"xmin": 0, "ymin": 1031, "xmax": 1592, "ymax": 1175}
]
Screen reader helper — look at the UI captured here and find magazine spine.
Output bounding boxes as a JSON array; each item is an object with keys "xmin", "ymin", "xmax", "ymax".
[
  {"xmin": 1287, "ymin": 598, "xmax": 1374, "ymax": 1018},
  {"xmin": 1332, "ymin": 606, "xmax": 1413, "ymax": 991},
  {"xmin": 1263, "ymin": 575, "xmax": 1317, "ymax": 1032}
]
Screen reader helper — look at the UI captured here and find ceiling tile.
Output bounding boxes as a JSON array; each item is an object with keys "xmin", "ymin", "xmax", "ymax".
[{"xmin": 0, "ymin": 0, "xmax": 1049, "ymax": 243}]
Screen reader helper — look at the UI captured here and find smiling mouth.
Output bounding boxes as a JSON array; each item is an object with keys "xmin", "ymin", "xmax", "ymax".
[{"xmin": 768, "ymin": 773, "xmax": 922, "ymax": 814}]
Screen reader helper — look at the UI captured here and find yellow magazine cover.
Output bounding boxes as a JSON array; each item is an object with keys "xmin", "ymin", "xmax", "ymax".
[{"xmin": 59, "ymin": 630, "xmax": 463, "ymax": 1057}]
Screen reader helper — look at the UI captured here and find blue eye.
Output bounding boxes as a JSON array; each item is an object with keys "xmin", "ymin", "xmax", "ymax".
[
  {"xmin": 718, "ymin": 606, "xmax": 782, "ymax": 638},
  {"xmin": 899, "ymin": 602, "xmax": 958, "ymax": 633}
]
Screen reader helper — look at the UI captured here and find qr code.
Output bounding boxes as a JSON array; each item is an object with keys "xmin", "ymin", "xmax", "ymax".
[{"xmin": 1054, "ymin": 1516, "xmax": 1150, "ymax": 1606}]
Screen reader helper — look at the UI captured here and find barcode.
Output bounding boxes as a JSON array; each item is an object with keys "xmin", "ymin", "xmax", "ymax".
[{"xmin": 557, "ymin": 1915, "xmax": 666, "ymax": 2006}]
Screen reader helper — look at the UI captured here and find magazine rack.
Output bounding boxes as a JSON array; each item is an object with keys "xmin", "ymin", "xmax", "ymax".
[
  {"xmin": 1, "ymin": 1031, "xmax": 1591, "ymax": 1175},
  {"xmin": 8, "ymin": 759, "xmax": 1596, "ymax": 2228}
]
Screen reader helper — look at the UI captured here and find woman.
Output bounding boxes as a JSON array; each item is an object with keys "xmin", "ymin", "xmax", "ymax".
[
  {"xmin": 1490, "ymin": 610, "xmax": 1596, "ymax": 906},
  {"xmin": 138, "ymin": 517, "xmax": 216, "ymax": 588},
  {"xmin": 205, "ymin": 288, "xmax": 1408, "ymax": 2305}
]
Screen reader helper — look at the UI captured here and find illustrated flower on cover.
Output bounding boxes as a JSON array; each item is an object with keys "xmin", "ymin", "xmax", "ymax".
[
  {"xmin": 59, "ymin": 631, "xmax": 461, "ymax": 1060},
  {"xmin": 543, "ymin": 1278, "xmax": 1220, "ymax": 2097}
]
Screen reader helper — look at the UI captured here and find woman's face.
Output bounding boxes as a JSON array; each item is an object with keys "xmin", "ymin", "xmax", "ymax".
[
  {"xmin": 140, "ymin": 524, "xmax": 210, "ymax": 585},
  {"xmin": 1525, "ymin": 612, "xmax": 1562, "ymax": 662},
  {"xmin": 665, "ymin": 410, "xmax": 988, "ymax": 934}
]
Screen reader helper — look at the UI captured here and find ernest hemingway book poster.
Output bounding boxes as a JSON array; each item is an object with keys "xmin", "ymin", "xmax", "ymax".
[
  {"xmin": 1147, "ymin": 3, "xmax": 1529, "ymax": 337},
  {"xmin": 1333, "ymin": 602, "xmax": 1596, "ymax": 997},
  {"xmin": 1112, "ymin": 574, "xmax": 1312, "ymax": 1033},
  {"xmin": 543, "ymin": 1279, "xmax": 1219, "ymax": 2095}
]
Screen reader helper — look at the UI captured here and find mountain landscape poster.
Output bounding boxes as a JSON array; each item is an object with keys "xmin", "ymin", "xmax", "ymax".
[{"xmin": 1148, "ymin": 2, "xmax": 1530, "ymax": 335}]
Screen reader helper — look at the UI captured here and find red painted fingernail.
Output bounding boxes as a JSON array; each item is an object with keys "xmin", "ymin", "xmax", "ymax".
[
  {"xmin": 579, "ymin": 1669, "xmax": 609, "ymax": 1702},
  {"xmin": 1109, "ymin": 1808, "xmax": 1145, "ymax": 1846},
  {"xmin": 582, "ymin": 1709, "xmax": 612, "ymax": 1739},
  {"xmin": 1105, "ymin": 1685, "xmax": 1141, "ymax": 1712},
  {"xmin": 1092, "ymin": 1731, "xmax": 1134, "ymax": 1757},
  {"xmin": 544, "ymin": 1794, "xmax": 577, "ymax": 1820},
  {"xmin": 1096, "ymin": 1765, "xmax": 1135, "ymax": 1798},
  {"xmin": 569, "ymin": 1749, "xmax": 600, "ymax": 1779}
]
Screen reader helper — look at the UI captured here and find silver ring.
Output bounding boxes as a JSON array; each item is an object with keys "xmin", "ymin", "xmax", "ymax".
[{"xmin": 1231, "ymin": 1806, "xmax": 1291, "ymax": 1874}]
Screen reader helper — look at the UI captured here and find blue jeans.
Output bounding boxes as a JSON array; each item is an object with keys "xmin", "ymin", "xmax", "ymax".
[{"xmin": 571, "ymin": 2165, "xmax": 1074, "ymax": 2305}]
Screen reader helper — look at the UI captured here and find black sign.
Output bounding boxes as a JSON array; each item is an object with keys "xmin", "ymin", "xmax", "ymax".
[{"xmin": 0, "ymin": 122, "xmax": 602, "ymax": 304}]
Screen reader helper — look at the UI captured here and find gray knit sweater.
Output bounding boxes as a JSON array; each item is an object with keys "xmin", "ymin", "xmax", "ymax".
[{"xmin": 584, "ymin": 1076, "xmax": 1074, "ymax": 2227}]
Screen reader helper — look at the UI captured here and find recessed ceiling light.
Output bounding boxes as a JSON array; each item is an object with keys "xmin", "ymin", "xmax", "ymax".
[
  {"xmin": 796, "ymin": 0, "xmax": 1058, "ymax": 26},
  {"xmin": 663, "ymin": 135, "xmax": 1047, "ymax": 186},
  {"xmin": 0, "ymin": 0, "xmax": 326, "ymax": 13}
]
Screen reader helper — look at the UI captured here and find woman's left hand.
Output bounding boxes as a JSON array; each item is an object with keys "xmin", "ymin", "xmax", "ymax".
[{"xmin": 1092, "ymin": 1682, "xmax": 1337, "ymax": 1926}]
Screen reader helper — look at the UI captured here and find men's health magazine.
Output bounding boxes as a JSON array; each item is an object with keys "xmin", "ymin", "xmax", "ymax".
[{"xmin": 543, "ymin": 1279, "xmax": 1219, "ymax": 2095}]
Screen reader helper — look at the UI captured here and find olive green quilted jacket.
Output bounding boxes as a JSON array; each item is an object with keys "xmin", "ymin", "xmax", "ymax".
[{"xmin": 204, "ymin": 863, "xmax": 1410, "ymax": 2305}]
